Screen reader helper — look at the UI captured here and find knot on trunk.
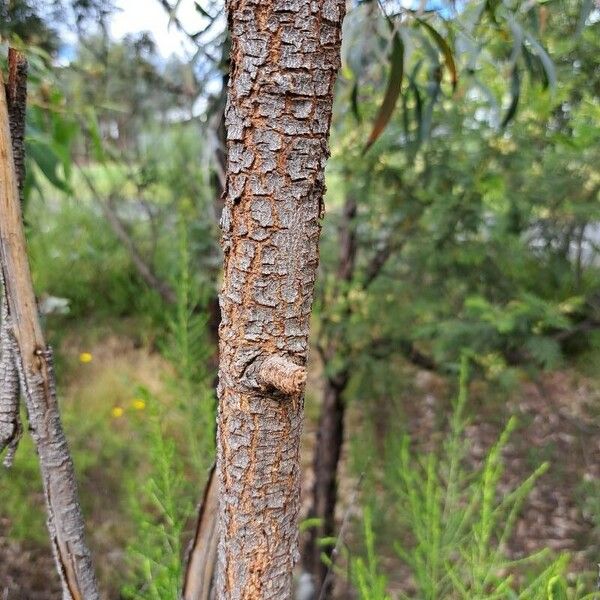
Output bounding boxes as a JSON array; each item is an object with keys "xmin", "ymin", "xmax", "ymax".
[{"xmin": 257, "ymin": 355, "xmax": 306, "ymax": 396}]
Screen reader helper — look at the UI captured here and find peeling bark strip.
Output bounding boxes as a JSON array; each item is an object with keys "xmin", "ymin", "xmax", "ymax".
[
  {"xmin": 0, "ymin": 49, "xmax": 27, "ymax": 468},
  {"xmin": 217, "ymin": 1, "xmax": 345, "ymax": 598},
  {"xmin": 183, "ymin": 465, "xmax": 219, "ymax": 600},
  {"xmin": 0, "ymin": 269, "xmax": 21, "ymax": 467},
  {"xmin": 0, "ymin": 64, "xmax": 100, "ymax": 600}
]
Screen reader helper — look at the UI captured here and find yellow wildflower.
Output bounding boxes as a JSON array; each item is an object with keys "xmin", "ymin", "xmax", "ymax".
[
  {"xmin": 79, "ymin": 352, "xmax": 93, "ymax": 364},
  {"xmin": 111, "ymin": 406, "xmax": 124, "ymax": 418},
  {"xmin": 132, "ymin": 399, "xmax": 146, "ymax": 411}
]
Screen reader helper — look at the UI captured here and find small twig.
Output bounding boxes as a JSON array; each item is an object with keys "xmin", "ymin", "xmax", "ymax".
[
  {"xmin": 77, "ymin": 164, "xmax": 177, "ymax": 305},
  {"xmin": 156, "ymin": 0, "xmax": 221, "ymax": 64}
]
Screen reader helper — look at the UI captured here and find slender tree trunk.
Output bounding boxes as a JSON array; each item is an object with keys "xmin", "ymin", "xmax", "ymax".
[
  {"xmin": 302, "ymin": 195, "xmax": 356, "ymax": 597},
  {"xmin": 216, "ymin": 2, "xmax": 345, "ymax": 598},
  {"xmin": 302, "ymin": 373, "xmax": 348, "ymax": 596},
  {"xmin": 0, "ymin": 49, "xmax": 27, "ymax": 468},
  {"xmin": 0, "ymin": 53, "xmax": 99, "ymax": 600}
]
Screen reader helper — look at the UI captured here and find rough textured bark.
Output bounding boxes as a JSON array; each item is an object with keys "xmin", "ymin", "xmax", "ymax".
[
  {"xmin": 0, "ymin": 62, "xmax": 100, "ymax": 600},
  {"xmin": 0, "ymin": 49, "xmax": 27, "ymax": 468},
  {"xmin": 0, "ymin": 269, "xmax": 21, "ymax": 467},
  {"xmin": 0, "ymin": 269, "xmax": 21, "ymax": 468},
  {"xmin": 5, "ymin": 48, "xmax": 27, "ymax": 200},
  {"xmin": 216, "ymin": 1, "xmax": 345, "ymax": 598}
]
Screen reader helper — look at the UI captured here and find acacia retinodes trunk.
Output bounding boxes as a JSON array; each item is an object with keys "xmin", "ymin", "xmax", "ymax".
[{"xmin": 216, "ymin": 1, "xmax": 345, "ymax": 598}]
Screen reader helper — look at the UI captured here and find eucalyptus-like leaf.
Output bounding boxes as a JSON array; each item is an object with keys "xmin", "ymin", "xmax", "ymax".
[
  {"xmin": 501, "ymin": 66, "xmax": 520, "ymax": 128},
  {"xmin": 523, "ymin": 30, "xmax": 556, "ymax": 91},
  {"xmin": 351, "ymin": 81, "xmax": 362, "ymax": 124},
  {"xmin": 363, "ymin": 32, "xmax": 404, "ymax": 153},
  {"xmin": 415, "ymin": 18, "xmax": 458, "ymax": 90}
]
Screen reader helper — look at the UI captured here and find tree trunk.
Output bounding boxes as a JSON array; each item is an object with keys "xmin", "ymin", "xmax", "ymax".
[
  {"xmin": 0, "ymin": 54, "xmax": 99, "ymax": 600},
  {"xmin": 302, "ymin": 374, "xmax": 348, "ymax": 597},
  {"xmin": 0, "ymin": 48, "xmax": 27, "ymax": 468},
  {"xmin": 301, "ymin": 193, "xmax": 357, "ymax": 597},
  {"xmin": 216, "ymin": 1, "xmax": 345, "ymax": 598}
]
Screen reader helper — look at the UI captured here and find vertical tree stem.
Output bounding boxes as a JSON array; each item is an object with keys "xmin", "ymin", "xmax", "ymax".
[
  {"xmin": 0, "ymin": 48, "xmax": 27, "ymax": 467},
  {"xmin": 0, "ymin": 58, "xmax": 99, "ymax": 600},
  {"xmin": 216, "ymin": 1, "xmax": 345, "ymax": 597}
]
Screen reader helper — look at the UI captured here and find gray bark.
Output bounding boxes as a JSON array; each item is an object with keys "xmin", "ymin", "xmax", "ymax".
[
  {"xmin": 0, "ymin": 56, "xmax": 100, "ymax": 600},
  {"xmin": 0, "ymin": 50, "xmax": 26, "ymax": 468},
  {"xmin": 0, "ymin": 270, "xmax": 21, "ymax": 467},
  {"xmin": 216, "ymin": 1, "xmax": 345, "ymax": 598}
]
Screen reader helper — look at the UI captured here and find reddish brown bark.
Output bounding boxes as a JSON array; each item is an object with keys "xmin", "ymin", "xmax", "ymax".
[{"xmin": 216, "ymin": 1, "xmax": 345, "ymax": 598}]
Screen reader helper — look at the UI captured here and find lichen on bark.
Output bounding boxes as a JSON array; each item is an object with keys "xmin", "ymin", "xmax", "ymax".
[{"xmin": 216, "ymin": 1, "xmax": 345, "ymax": 598}]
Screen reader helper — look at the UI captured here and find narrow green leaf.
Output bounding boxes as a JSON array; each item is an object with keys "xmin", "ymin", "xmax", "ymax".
[
  {"xmin": 411, "ymin": 81, "xmax": 423, "ymax": 145},
  {"xmin": 546, "ymin": 575, "xmax": 569, "ymax": 600},
  {"xmin": 27, "ymin": 138, "xmax": 72, "ymax": 194},
  {"xmin": 421, "ymin": 76, "xmax": 441, "ymax": 141},
  {"xmin": 524, "ymin": 32, "xmax": 556, "ymax": 91},
  {"xmin": 351, "ymin": 81, "xmax": 362, "ymax": 124},
  {"xmin": 363, "ymin": 32, "xmax": 404, "ymax": 153},
  {"xmin": 85, "ymin": 108, "xmax": 107, "ymax": 163},
  {"xmin": 501, "ymin": 67, "xmax": 520, "ymax": 128},
  {"xmin": 416, "ymin": 18, "xmax": 458, "ymax": 90}
]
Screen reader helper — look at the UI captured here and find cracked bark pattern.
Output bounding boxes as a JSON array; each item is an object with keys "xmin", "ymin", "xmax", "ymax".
[
  {"xmin": 0, "ymin": 49, "xmax": 27, "ymax": 467},
  {"xmin": 0, "ymin": 67, "xmax": 99, "ymax": 600},
  {"xmin": 217, "ymin": 1, "xmax": 345, "ymax": 598},
  {"xmin": 0, "ymin": 270, "xmax": 21, "ymax": 467},
  {"xmin": 6, "ymin": 48, "xmax": 27, "ymax": 201}
]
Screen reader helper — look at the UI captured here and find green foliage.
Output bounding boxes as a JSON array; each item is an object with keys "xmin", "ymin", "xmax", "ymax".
[
  {"xmin": 322, "ymin": 0, "xmax": 600, "ymax": 381},
  {"xmin": 161, "ymin": 221, "xmax": 216, "ymax": 472},
  {"xmin": 350, "ymin": 356, "xmax": 584, "ymax": 599},
  {"xmin": 0, "ymin": 427, "xmax": 47, "ymax": 544},
  {"xmin": 122, "ymin": 229, "xmax": 215, "ymax": 599},
  {"xmin": 352, "ymin": 507, "xmax": 392, "ymax": 600},
  {"xmin": 122, "ymin": 387, "xmax": 192, "ymax": 600},
  {"xmin": 27, "ymin": 190, "xmax": 156, "ymax": 319}
]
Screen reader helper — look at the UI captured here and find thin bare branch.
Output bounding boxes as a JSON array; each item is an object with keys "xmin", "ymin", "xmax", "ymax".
[{"xmin": 77, "ymin": 165, "xmax": 177, "ymax": 305}]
